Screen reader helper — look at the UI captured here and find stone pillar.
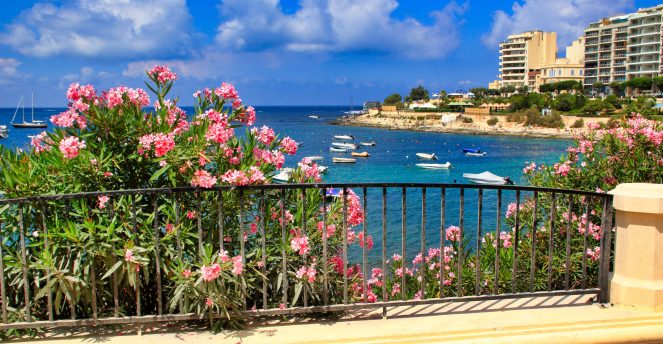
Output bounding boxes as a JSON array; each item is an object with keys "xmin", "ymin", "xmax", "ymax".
[{"xmin": 609, "ymin": 183, "xmax": 663, "ymax": 312}]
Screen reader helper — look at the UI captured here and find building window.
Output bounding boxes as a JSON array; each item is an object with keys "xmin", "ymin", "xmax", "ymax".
[
  {"xmin": 550, "ymin": 70, "xmax": 555, "ymax": 77},
  {"xmin": 580, "ymin": 70, "xmax": 583, "ymax": 76},
  {"xmin": 571, "ymin": 70, "xmax": 575, "ymax": 76},
  {"xmin": 558, "ymin": 69, "xmax": 562, "ymax": 76}
]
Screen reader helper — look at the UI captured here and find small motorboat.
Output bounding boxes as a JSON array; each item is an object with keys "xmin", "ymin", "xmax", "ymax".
[
  {"xmin": 318, "ymin": 166, "xmax": 328, "ymax": 174},
  {"xmin": 462, "ymin": 148, "xmax": 481, "ymax": 153},
  {"xmin": 329, "ymin": 147, "xmax": 349, "ymax": 153},
  {"xmin": 333, "ymin": 135, "xmax": 354, "ymax": 141},
  {"xmin": 359, "ymin": 141, "xmax": 376, "ymax": 146},
  {"xmin": 325, "ymin": 188, "xmax": 341, "ymax": 198},
  {"xmin": 304, "ymin": 156, "xmax": 324, "ymax": 161},
  {"xmin": 416, "ymin": 162, "xmax": 451, "ymax": 170},
  {"xmin": 466, "ymin": 152, "xmax": 487, "ymax": 157},
  {"xmin": 351, "ymin": 151, "xmax": 369, "ymax": 157},
  {"xmin": 308, "ymin": 115, "xmax": 320, "ymax": 119},
  {"xmin": 272, "ymin": 168, "xmax": 294, "ymax": 183},
  {"xmin": 416, "ymin": 153, "xmax": 437, "ymax": 160},
  {"xmin": 0, "ymin": 125, "xmax": 8, "ymax": 139},
  {"xmin": 331, "ymin": 142, "xmax": 358, "ymax": 149},
  {"xmin": 463, "ymin": 171, "xmax": 514, "ymax": 185},
  {"xmin": 333, "ymin": 157, "xmax": 356, "ymax": 163}
]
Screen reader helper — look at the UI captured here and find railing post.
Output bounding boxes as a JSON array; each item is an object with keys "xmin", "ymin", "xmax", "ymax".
[{"xmin": 609, "ymin": 183, "xmax": 663, "ymax": 312}]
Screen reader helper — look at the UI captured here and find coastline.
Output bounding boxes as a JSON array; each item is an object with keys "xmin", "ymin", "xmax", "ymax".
[{"xmin": 330, "ymin": 115, "xmax": 579, "ymax": 140}]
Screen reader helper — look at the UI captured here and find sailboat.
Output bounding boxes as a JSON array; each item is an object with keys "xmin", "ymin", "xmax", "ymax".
[{"xmin": 11, "ymin": 94, "xmax": 47, "ymax": 128}]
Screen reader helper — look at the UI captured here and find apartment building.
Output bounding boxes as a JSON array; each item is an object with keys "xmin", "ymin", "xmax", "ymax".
[
  {"xmin": 583, "ymin": 5, "xmax": 663, "ymax": 91},
  {"xmin": 498, "ymin": 30, "xmax": 557, "ymax": 90},
  {"xmin": 536, "ymin": 37, "xmax": 585, "ymax": 89}
]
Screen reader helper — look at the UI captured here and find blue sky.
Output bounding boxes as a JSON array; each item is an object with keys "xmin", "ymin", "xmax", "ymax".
[{"xmin": 0, "ymin": 0, "xmax": 660, "ymax": 107}]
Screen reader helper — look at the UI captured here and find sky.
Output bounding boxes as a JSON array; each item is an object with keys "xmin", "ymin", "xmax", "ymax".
[{"xmin": 0, "ymin": 0, "xmax": 661, "ymax": 107}]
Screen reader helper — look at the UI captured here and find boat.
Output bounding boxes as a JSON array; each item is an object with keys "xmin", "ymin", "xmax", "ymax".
[
  {"xmin": 462, "ymin": 171, "xmax": 514, "ymax": 185},
  {"xmin": 462, "ymin": 148, "xmax": 481, "ymax": 153},
  {"xmin": 0, "ymin": 125, "xmax": 8, "ymax": 138},
  {"xmin": 308, "ymin": 115, "xmax": 320, "ymax": 119},
  {"xmin": 11, "ymin": 94, "xmax": 47, "ymax": 128},
  {"xmin": 329, "ymin": 147, "xmax": 349, "ymax": 153},
  {"xmin": 333, "ymin": 135, "xmax": 354, "ymax": 141},
  {"xmin": 325, "ymin": 188, "xmax": 341, "ymax": 198},
  {"xmin": 359, "ymin": 141, "xmax": 376, "ymax": 146},
  {"xmin": 318, "ymin": 166, "xmax": 328, "ymax": 174},
  {"xmin": 272, "ymin": 168, "xmax": 294, "ymax": 183},
  {"xmin": 416, "ymin": 153, "xmax": 437, "ymax": 160},
  {"xmin": 331, "ymin": 142, "xmax": 358, "ymax": 149},
  {"xmin": 416, "ymin": 162, "xmax": 451, "ymax": 170},
  {"xmin": 304, "ymin": 156, "xmax": 324, "ymax": 161},
  {"xmin": 332, "ymin": 157, "xmax": 356, "ymax": 163},
  {"xmin": 466, "ymin": 152, "xmax": 487, "ymax": 157},
  {"xmin": 351, "ymin": 151, "xmax": 369, "ymax": 157}
]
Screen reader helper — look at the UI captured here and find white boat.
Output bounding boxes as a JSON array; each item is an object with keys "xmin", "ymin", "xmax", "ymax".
[
  {"xmin": 272, "ymin": 168, "xmax": 294, "ymax": 183},
  {"xmin": 359, "ymin": 141, "xmax": 376, "ymax": 146},
  {"xmin": 331, "ymin": 142, "xmax": 358, "ymax": 149},
  {"xmin": 308, "ymin": 115, "xmax": 320, "ymax": 119},
  {"xmin": 466, "ymin": 152, "xmax": 487, "ymax": 157},
  {"xmin": 304, "ymin": 156, "xmax": 324, "ymax": 161},
  {"xmin": 333, "ymin": 157, "xmax": 356, "ymax": 163},
  {"xmin": 333, "ymin": 135, "xmax": 354, "ymax": 141},
  {"xmin": 463, "ymin": 171, "xmax": 513, "ymax": 185},
  {"xmin": 329, "ymin": 147, "xmax": 349, "ymax": 153},
  {"xmin": 11, "ymin": 94, "xmax": 47, "ymax": 129},
  {"xmin": 416, "ymin": 153, "xmax": 437, "ymax": 160},
  {"xmin": 318, "ymin": 166, "xmax": 328, "ymax": 174},
  {"xmin": 416, "ymin": 162, "xmax": 451, "ymax": 170}
]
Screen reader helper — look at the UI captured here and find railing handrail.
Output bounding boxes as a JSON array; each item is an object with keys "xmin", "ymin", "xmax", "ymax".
[{"xmin": 0, "ymin": 183, "xmax": 612, "ymax": 204}]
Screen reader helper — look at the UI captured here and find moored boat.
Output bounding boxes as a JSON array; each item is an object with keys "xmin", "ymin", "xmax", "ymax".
[
  {"xmin": 331, "ymin": 142, "xmax": 358, "ymax": 149},
  {"xmin": 11, "ymin": 94, "xmax": 47, "ymax": 129},
  {"xmin": 272, "ymin": 168, "xmax": 294, "ymax": 183},
  {"xmin": 318, "ymin": 166, "xmax": 328, "ymax": 174},
  {"xmin": 359, "ymin": 141, "xmax": 376, "ymax": 146},
  {"xmin": 466, "ymin": 152, "xmax": 486, "ymax": 157},
  {"xmin": 416, "ymin": 162, "xmax": 451, "ymax": 170},
  {"xmin": 463, "ymin": 171, "xmax": 513, "ymax": 185},
  {"xmin": 351, "ymin": 151, "xmax": 369, "ymax": 157},
  {"xmin": 329, "ymin": 147, "xmax": 348, "ymax": 153},
  {"xmin": 462, "ymin": 148, "xmax": 481, "ymax": 153},
  {"xmin": 416, "ymin": 153, "xmax": 437, "ymax": 160},
  {"xmin": 304, "ymin": 156, "xmax": 324, "ymax": 161},
  {"xmin": 333, "ymin": 135, "xmax": 354, "ymax": 141},
  {"xmin": 308, "ymin": 115, "xmax": 320, "ymax": 119},
  {"xmin": 333, "ymin": 157, "xmax": 356, "ymax": 163}
]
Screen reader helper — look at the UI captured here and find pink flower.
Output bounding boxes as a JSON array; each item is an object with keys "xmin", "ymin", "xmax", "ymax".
[
  {"xmin": 317, "ymin": 221, "xmax": 336, "ymax": 239},
  {"xmin": 522, "ymin": 162, "xmax": 536, "ymax": 174},
  {"xmin": 248, "ymin": 166, "xmax": 266, "ymax": 184},
  {"xmin": 253, "ymin": 126, "xmax": 275, "ymax": 145},
  {"xmin": 392, "ymin": 253, "xmax": 402, "ymax": 261},
  {"xmin": 391, "ymin": 283, "xmax": 401, "ymax": 297},
  {"xmin": 358, "ymin": 232, "xmax": 374, "ymax": 250},
  {"xmin": 205, "ymin": 298, "xmax": 214, "ymax": 307},
  {"xmin": 149, "ymin": 65, "xmax": 177, "ymax": 83},
  {"xmin": 103, "ymin": 171, "xmax": 113, "ymax": 178},
  {"xmin": 104, "ymin": 86, "xmax": 150, "ymax": 108},
  {"xmin": 191, "ymin": 169, "xmax": 217, "ymax": 188},
  {"xmin": 586, "ymin": 246, "xmax": 601, "ymax": 261},
  {"xmin": 445, "ymin": 225, "xmax": 461, "ymax": 242},
  {"xmin": 206, "ymin": 122, "xmax": 234, "ymax": 144},
  {"xmin": 50, "ymin": 108, "xmax": 87, "ymax": 128},
  {"xmin": 153, "ymin": 133, "xmax": 175, "ymax": 157},
  {"xmin": 200, "ymin": 263, "xmax": 221, "ymax": 282},
  {"xmin": 67, "ymin": 83, "xmax": 96, "ymax": 102},
  {"xmin": 97, "ymin": 195, "xmax": 110, "ymax": 209},
  {"xmin": 31, "ymin": 131, "xmax": 52, "ymax": 153},
  {"xmin": 59, "ymin": 136, "xmax": 86, "ymax": 159},
  {"xmin": 215, "ymin": 82, "xmax": 239, "ymax": 100},
  {"xmin": 343, "ymin": 189, "xmax": 365, "ymax": 226},
  {"xmin": 182, "ymin": 269, "xmax": 192, "ymax": 278},
  {"xmin": 279, "ymin": 303, "xmax": 286, "ymax": 310},
  {"xmin": 553, "ymin": 162, "xmax": 572, "ymax": 176},
  {"xmin": 505, "ymin": 202, "xmax": 518, "ymax": 218},
  {"xmin": 243, "ymin": 106, "xmax": 256, "ymax": 125},
  {"xmin": 124, "ymin": 249, "xmax": 134, "ymax": 262},
  {"xmin": 290, "ymin": 234, "xmax": 310, "ymax": 256},
  {"xmin": 231, "ymin": 256, "xmax": 244, "ymax": 275},
  {"xmin": 221, "ymin": 169, "xmax": 249, "ymax": 185},
  {"xmin": 279, "ymin": 137, "xmax": 298, "ymax": 155},
  {"xmin": 186, "ymin": 210, "xmax": 196, "ymax": 219}
]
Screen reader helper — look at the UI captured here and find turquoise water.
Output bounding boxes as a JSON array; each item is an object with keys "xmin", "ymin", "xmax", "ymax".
[{"xmin": 0, "ymin": 106, "xmax": 571, "ymax": 260}]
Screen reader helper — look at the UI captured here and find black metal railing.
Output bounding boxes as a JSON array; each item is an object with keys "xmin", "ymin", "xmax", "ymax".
[{"xmin": 0, "ymin": 183, "xmax": 613, "ymax": 331}]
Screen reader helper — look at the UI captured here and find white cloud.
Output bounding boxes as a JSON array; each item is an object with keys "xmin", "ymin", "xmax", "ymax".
[
  {"xmin": 0, "ymin": 0, "xmax": 195, "ymax": 59},
  {"xmin": 482, "ymin": 0, "xmax": 634, "ymax": 49},
  {"xmin": 0, "ymin": 58, "xmax": 21, "ymax": 78},
  {"xmin": 215, "ymin": 0, "xmax": 468, "ymax": 59}
]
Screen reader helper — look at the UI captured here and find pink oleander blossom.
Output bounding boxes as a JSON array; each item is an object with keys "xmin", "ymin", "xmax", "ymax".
[
  {"xmin": 97, "ymin": 195, "xmax": 110, "ymax": 209},
  {"xmin": 215, "ymin": 82, "xmax": 239, "ymax": 100},
  {"xmin": 191, "ymin": 169, "xmax": 217, "ymax": 188},
  {"xmin": 67, "ymin": 83, "xmax": 96, "ymax": 102},
  {"xmin": 182, "ymin": 269, "xmax": 192, "ymax": 278},
  {"xmin": 59, "ymin": 136, "xmax": 86, "ymax": 159},
  {"xmin": 358, "ymin": 232, "xmax": 374, "ymax": 250},
  {"xmin": 149, "ymin": 65, "xmax": 177, "ymax": 83},
  {"xmin": 280, "ymin": 136, "xmax": 298, "ymax": 155},
  {"xmin": 205, "ymin": 122, "xmax": 234, "ymax": 144},
  {"xmin": 31, "ymin": 131, "xmax": 52, "ymax": 153},
  {"xmin": 104, "ymin": 86, "xmax": 150, "ymax": 108},
  {"xmin": 200, "ymin": 263, "xmax": 221, "ymax": 282},
  {"xmin": 445, "ymin": 225, "xmax": 461, "ymax": 242},
  {"xmin": 586, "ymin": 246, "xmax": 601, "ymax": 261},
  {"xmin": 290, "ymin": 234, "xmax": 310, "ymax": 256},
  {"xmin": 253, "ymin": 126, "xmax": 275, "ymax": 145},
  {"xmin": 231, "ymin": 256, "xmax": 244, "ymax": 275},
  {"xmin": 124, "ymin": 249, "xmax": 134, "ymax": 262},
  {"xmin": 221, "ymin": 169, "xmax": 249, "ymax": 185},
  {"xmin": 50, "ymin": 108, "xmax": 87, "ymax": 128},
  {"xmin": 553, "ymin": 161, "xmax": 572, "ymax": 176}
]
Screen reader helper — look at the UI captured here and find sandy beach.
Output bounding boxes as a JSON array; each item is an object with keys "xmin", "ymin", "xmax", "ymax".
[{"xmin": 330, "ymin": 111, "xmax": 601, "ymax": 140}]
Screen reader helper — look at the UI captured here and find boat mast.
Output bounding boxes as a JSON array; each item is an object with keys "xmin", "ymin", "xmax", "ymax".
[
  {"xmin": 11, "ymin": 96, "xmax": 23, "ymax": 124},
  {"xmin": 31, "ymin": 92, "xmax": 34, "ymax": 122}
]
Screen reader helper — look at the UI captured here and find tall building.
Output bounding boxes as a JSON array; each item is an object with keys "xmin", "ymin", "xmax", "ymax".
[
  {"xmin": 498, "ymin": 30, "xmax": 557, "ymax": 89},
  {"xmin": 583, "ymin": 5, "xmax": 663, "ymax": 92}
]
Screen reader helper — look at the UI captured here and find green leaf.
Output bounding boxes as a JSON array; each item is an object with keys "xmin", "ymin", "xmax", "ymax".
[
  {"xmin": 150, "ymin": 164, "xmax": 170, "ymax": 182},
  {"xmin": 292, "ymin": 282, "xmax": 303, "ymax": 305},
  {"xmin": 101, "ymin": 260, "xmax": 123, "ymax": 280}
]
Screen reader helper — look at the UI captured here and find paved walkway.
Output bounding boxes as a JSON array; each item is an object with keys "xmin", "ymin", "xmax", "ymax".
[{"xmin": 15, "ymin": 295, "xmax": 663, "ymax": 343}]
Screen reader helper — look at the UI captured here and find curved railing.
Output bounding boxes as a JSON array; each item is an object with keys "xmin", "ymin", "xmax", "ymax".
[{"xmin": 0, "ymin": 183, "xmax": 613, "ymax": 330}]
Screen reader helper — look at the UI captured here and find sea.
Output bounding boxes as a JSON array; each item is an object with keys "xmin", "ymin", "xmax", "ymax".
[{"xmin": 0, "ymin": 106, "xmax": 571, "ymax": 260}]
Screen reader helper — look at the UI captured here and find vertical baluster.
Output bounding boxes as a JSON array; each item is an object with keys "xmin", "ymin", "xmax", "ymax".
[
  {"xmin": 281, "ymin": 188, "xmax": 288, "ymax": 307},
  {"xmin": 239, "ymin": 190, "xmax": 246, "ymax": 310},
  {"xmin": 322, "ymin": 188, "xmax": 329, "ymax": 306},
  {"xmin": 547, "ymin": 193, "xmax": 557, "ymax": 292},
  {"xmin": 0, "ymin": 219, "xmax": 7, "ymax": 323},
  {"xmin": 511, "ymin": 190, "xmax": 521, "ymax": 294},
  {"xmin": 18, "ymin": 206, "xmax": 31, "ymax": 322},
  {"xmin": 494, "ymin": 190, "xmax": 502, "ymax": 295},
  {"xmin": 218, "ymin": 190, "xmax": 224, "ymax": 251},
  {"xmin": 420, "ymin": 187, "xmax": 426, "ymax": 299},
  {"xmin": 40, "ymin": 203, "xmax": 54, "ymax": 320},
  {"xmin": 565, "ymin": 195, "xmax": 573, "ymax": 290},
  {"xmin": 362, "ymin": 187, "xmax": 368, "ymax": 303},
  {"xmin": 342, "ymin": 187, "xmax": 349, "ymax": 304},
  {"xmin": 475, "ymin": 189, "xmax": 483, "ymax": 296},
  {"xmin": 153, "ymin": 195, "xmax": 163, "ymax": 315},
  {"xmin": 401, "ymin": 187, "xmax": 406, "ymax": 300},
  {"xmin": 173, "ymin": 194, "xmax": 183, "ymax": 313},
  {"xmin": 381, "ymin": 187, "xmax": 387, "ymax": 312},
  {"xmin": 110, "ymin": 199, "xmax": 119, "ymax": 317},
  {"xmin": 529, "ymin": 192, "xmax": 538, "ymax": 292},
  {"xmin": 458, "ymin": 188, "xmax": 464, "ymax": 296},
  {"xmin": 302, "ymin": 187, "xmax": 308, "ymax": 307},
  {"xmin": 131, "ymin": 195, "xmax": 141, "ymax": 317},
  {"xmin": 261, "ymin": 190, "xmax": 267, "ymax": 309},
  {"xmin": 582, "ymin": 199, "xmax": 591, "ymax": 289},
  {"xmin": 439, "ymin": 188, "xmax": 446, "ymax": 296},
  {"xmin": 598, "ymin": 196, "xmax": 613, "ymax": 303}
]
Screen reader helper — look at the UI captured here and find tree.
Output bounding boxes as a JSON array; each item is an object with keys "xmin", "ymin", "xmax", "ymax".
[
  {"xmin": 593, "ymin": 82, "xmax": 604, "ymax": 95},
  {"xmin": 469, "ymin": 87, "xmax": 488, "ymax": 97},
  {"xmin": 652, "ymin": 76, "xmax": 663, "ymax": 95},
  {"xmin": 406, "ymin": 85, "xmax": 429, "ymax": 102},
  {"xmin": 517, "ymin": 85, "xmax": 529, "ymax": 94},
  {"xmin": 383, "ymin": 93, "xmax": 402, "ymax": 106},
  {"xmin": 499, "ymin": 85, "xmax": 516, "ymax": 96},
  {"xmin": 487, "ymin": 117, "xmax": 499, "ymax": 126},
  {"xmin": 609, "ymin": 81, "xmax": 623, "ymax": 96}
]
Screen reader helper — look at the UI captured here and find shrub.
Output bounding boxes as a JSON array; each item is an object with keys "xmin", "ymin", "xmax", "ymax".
[
  {"xmin": 462, "ymin": 117, "xmax": 474, "ymax": 123},
  {"xmin": 570, "ymin": 119, "xmax": 584, "ymax": 128},
  {"xmin": 487, "ymin": 117, "xmax": 499, "ymax": 126}
]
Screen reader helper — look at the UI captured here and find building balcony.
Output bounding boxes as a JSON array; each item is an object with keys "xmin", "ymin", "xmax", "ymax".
[
  {"xmin": 599, "ymin": 55, "xmax": 612, "ymax": 60},
  {"xmin": 629, "ymin": 20, "xmax": 662, "ymax": 29},
  {"xmin": 628, "ymin": 40, "xmax": 661, "ymax": 48}
]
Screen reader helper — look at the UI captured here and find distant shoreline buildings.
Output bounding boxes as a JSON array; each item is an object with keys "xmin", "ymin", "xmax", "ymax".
[{"xmin": 491, "ymin": 4, "xmax": 663, "ymax": 94}]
